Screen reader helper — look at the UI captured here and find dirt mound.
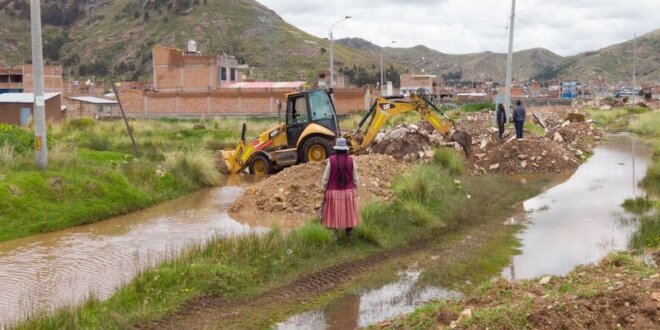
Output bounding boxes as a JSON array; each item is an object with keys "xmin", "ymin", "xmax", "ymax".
[
  {"xmin": 360, "ymin": 122, "xmax": 451, "ymax": 161},
  {"xmin": 229, "ymin": 154, "xmax": 404, "ymax": 227},
  {"xmin": 456, "ymin": 108, "xmax": 602, "ymax": 175},
  {"xmin": 471, "ymin": 136, "xmax": 578, "ymax": 174}
]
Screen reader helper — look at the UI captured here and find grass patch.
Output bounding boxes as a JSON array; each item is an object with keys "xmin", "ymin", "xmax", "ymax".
[
  {"xmin": 525, "ymin": 121, "xmax": 546, "ymax": 137},
  {"xmin": 432, "ymin": 148, "xmax": 465, "ymax": 175},
  {"xmin": 15, "ymin": 162, "xmax": 548, "ymax": 329},
  {"xmin": 621, "ymin": 197, "xmax": 654, "ymax": 214},
  {"xmin": 462, "ymin": 102, "xmax": 495, "ymax": 113}
]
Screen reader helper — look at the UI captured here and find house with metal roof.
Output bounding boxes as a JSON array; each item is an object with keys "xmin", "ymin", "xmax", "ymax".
[{"xmin": 0, "ymin": 93, "xmax": 62, "ymax": 126}]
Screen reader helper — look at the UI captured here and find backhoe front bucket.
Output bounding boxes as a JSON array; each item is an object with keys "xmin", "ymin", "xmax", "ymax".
[{"xmin": 217, "ymin": 150, "xmax": 240, "ymax": 174}]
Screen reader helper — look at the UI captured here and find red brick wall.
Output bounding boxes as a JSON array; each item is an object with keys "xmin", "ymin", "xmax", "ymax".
[
  {"xmin": 0, "ymin": 97, "xmax": 62, "ymax": 126},
  {"xmin": 117, "ymin": 88, "xmax": 368, "ymax": 117},
  {"xmin": 152, "ymin": 45, "xmax": 218, "ymax": 91}
]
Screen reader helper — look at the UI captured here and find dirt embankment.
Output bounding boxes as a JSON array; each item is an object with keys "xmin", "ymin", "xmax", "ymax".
[
  {"xmin": 456, "ymin": 107, "xmax": 602, "ymax": 175},
  {"xmin": 381, "ymin": 254, "xmax": 659, "ymax": 329},
  {"xmin": 228, "ymin": 154, "xmax": 403, "ymax": 228}
]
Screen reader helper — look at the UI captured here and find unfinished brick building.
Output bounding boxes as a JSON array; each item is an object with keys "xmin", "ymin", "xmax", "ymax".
[{"xmin": 0, "ymin": 64, "xmax": 63, "ymax": 94}]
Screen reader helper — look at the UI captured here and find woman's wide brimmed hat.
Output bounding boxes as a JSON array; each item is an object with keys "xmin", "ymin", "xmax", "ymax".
[{"xmin": 333, "ymin": 138, "xmax": 349, "ymax": 150}]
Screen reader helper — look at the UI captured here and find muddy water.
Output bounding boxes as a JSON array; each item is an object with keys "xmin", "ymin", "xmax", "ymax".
[
  {"xmin": 275, "ymin": 270, "xmax": 461, "ymax": 330},
  {"xmin": 276, "ymin": 134, "xmax": 652, "ymax": 329},
  {"xmin": 502, "ymin": 133, "xmax": 652, "ymax": 280},
  {"xmin": 0, "ymin": 181, "xmax": 264, "ymax": 327}
]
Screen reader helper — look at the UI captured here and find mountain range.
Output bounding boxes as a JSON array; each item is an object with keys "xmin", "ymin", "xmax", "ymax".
[{"xmin": 0, "ymin": 0, "xmax": 657, "ymax": 85}]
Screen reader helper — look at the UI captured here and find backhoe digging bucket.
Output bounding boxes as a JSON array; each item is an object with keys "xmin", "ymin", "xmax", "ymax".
[{"xmin": 452, "ymin": 131, "xmax": 472, "ymax": 157}]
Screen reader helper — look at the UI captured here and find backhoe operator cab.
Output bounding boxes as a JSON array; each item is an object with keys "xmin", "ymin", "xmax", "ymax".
[{"xmin": 217, "ymin": 89, "xmax": 340, "ymax": 175}]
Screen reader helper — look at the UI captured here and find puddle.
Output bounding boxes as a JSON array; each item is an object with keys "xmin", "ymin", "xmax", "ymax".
[
  {"xmin": 276, "ymin": 134, "xmax": 653, "ymax": 329},
  {"xmin": 0, "ymin": 177, "xmax": 266, "ymax": 327},
  {"xmin": 275, "ymin": 270, "xmax": 461, "ymax": 330},
  {"xmin": 502, "ymin": 134, "xmax": 652, "ymax": 280}
]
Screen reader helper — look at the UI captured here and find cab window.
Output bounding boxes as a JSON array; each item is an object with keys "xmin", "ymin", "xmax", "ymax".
[
  {"xmin": 289, "ymin": 96, "xmax": 309, "ymax": 123},
  {"xmin": 309, "ymin": 90, "xmax": 334, "ymax": 121}
]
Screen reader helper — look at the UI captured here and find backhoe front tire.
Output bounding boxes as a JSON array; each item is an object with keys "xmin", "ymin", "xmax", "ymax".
[
  {"xmin": 301, "ymin": 136, "xmax": 333, "ymax": 163},
  {"xmin": 248, "ymin": 154, "xmax": 273, "ymax": 175}
]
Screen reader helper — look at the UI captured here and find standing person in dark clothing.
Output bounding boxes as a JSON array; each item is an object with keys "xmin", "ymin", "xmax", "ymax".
[
  {"xmin": 496, "ymin": 103, "xmax": 507, "ymax": 140},
  {"xmin": 512, "ymin": 100, "xmax": 526, "ymax": 141},
  {"xmin": 321, "ymin": 138, "xmax": 359, "ymax": 241}
]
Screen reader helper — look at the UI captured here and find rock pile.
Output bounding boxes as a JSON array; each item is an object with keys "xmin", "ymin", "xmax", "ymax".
[
  {"xmin": 454, "ymin": 108, "xmax": 602, "ymax": 175},
  {"xmin": 228, "ymin": 154, "xmax": 404, "ymax": 227},
  {"xmin": 360, "ymin": 122, "xmax": 453, "ymax": 161}
]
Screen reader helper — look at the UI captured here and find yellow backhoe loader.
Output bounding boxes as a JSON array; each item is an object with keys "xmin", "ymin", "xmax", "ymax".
[
  {"xmin": 218, "ymin": 88, "xmax": 471, "ymax": 175},
  {"xmin": 346, "ymin": 88, "xmax": 472, "ymax": 155}
]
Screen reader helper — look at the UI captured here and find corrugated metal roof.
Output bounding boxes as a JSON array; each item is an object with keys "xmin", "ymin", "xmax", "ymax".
[
  {"xmin": 223, "ymin": 81, "xmax": 305, "ymax": 89},
  {"xmin": 67, "ymin": 96, "xmax": 118, "ymax": 105},
  {"xmin": 0, "ymin": 93, "xmax": 61, "ymax": 103}
]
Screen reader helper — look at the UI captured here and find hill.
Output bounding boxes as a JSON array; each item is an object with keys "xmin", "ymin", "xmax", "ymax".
[{"xmin": 0, "ymin": 1, "xmax": 657, "ymax": 84}]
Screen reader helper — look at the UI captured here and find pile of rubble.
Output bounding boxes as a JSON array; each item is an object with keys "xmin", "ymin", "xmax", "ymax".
[
  {"xmin": 228, "ymin": 154, "xmax": 404, "ymax": 227},
  {"xmin": 359, "ymin": 121, "xmax": 457, "ymax": 161},
  {"xmin": 457, "ymin": 108, "xmax": 602, "ymax": 175}
]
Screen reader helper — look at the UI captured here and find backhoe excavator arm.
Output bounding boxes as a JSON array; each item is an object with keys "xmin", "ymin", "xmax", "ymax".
[{"xmin": 348, "ymin": 91, "xmax": 471, "ymax": 155}]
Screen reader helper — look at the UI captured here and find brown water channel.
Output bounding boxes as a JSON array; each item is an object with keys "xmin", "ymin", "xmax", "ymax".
[
  {"xmin": 275, "ymin": 134, "xmax": 653, "ymax": 329},
  {"xmin": 0, "ymin": 180, "xmax": 265, "ymax": 327}
]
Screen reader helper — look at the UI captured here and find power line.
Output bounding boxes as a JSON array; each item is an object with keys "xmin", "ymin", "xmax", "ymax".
[{"xmin": 516, "ymin": 17, "xmax": 565, "ymax": 49}]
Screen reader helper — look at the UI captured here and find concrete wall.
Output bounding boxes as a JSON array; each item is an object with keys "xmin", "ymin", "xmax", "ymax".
[
  {"xmin": 117, "ymin": 88, "xmax": 370, "ymax": 117},
  {"xmin": 0, "ymin": 97, "xmax": 62, "ymax": 126}
]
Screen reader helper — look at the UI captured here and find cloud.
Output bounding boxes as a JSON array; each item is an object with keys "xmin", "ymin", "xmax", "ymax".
[{"xmin": 257, "ymin": 0, "xmax": 658, "ymax": 56}]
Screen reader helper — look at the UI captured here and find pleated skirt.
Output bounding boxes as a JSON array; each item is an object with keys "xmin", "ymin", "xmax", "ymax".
[{"xmin": 322, "ymin": 188, "xmax": 359, "ymax": 229}]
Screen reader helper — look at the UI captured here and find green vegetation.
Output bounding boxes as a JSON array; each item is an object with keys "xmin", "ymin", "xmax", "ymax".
[
  {"xmin": 432, "ymin": 148, "xmax": 465, "ymax": 175},
  {"xmin": 525, "ymin": 121, "xmax": 546, "ymax": 137},
  {"xmin": 462, "ymin": 102, "xmax": 495, "ymax": 113},
  {"xmin": 16, "ymin": 159, "xmax": 546, "ymax": 329}
]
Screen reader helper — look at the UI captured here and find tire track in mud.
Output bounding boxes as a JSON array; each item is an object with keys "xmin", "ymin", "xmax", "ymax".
[{"xmin": 136, "ymin": 242, "xmax": 429, "ymax": 330}]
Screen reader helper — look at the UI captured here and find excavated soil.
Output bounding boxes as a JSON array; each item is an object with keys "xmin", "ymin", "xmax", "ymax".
[
  {"xmin": 228, "ymin": 154, "xmax": 404, "ymax": 228},
  {"xmin": 383, "ymin": 256, "xmax": 659, "ymax": 329}
]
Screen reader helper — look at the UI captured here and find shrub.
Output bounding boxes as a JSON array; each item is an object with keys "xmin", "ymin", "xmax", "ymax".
[
  {"xmin": 292, "ymin": 222, "xmax": 333, "ymax": 247},
  {"xmin": 629, "ymin": 111, "xmax": 660, "ymax": 137},
  {"xmin": 432, "ymin": 148, "xmax": 465, "ymax": 175},
  {"xmin": 48, "ymin": 143, "xmax": 79, "ymax": 168},
  {"xmin": 164, "ymin": 147, "xmax": 221, "ymax": 187},
  {"xmin": 0, "ymin": 123, "xmax": 33, "ymax": 153},
  {"xmin": 399, "ymin": 199, "xmax": 436, "ymax": 227},
  {"xmin": 65, "ymin": 118, "xmax": 96, "ymax": 131},
  {"xmin": 463, "ymin": 103, "xmax": 495, "ymax": 113},
  {"xmin": 88, "ymin": 133, "xmax": 111, "ymax": 151}
]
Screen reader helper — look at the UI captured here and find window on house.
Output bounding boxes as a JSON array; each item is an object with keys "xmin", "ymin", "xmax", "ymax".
[{"xmin": 220, "ymin": 67, "xmax": 227, "ymax": 81}]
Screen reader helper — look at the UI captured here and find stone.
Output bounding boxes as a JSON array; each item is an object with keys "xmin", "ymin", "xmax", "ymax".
[
  {"xmin": 389, "ymin": 128, "xmax": 408, "ymax": 140},
  {"xmin": 424, "ymin": 150, "xmax": 435, "ymax": 158},
  {"xmin": 480, "ymin": 139, "xmax": 488, "ymax": 149},
  {"xmin": 474, "ymin": 153, "xmax": 487, "ymax": 160},
  {"xmin": 539, "ymin": 276, "xmax": 552, "ymax": 285},
  {"xmin": 489, "ymin": 163, "xmax": 500, "ymax": 170},
  {"xmin": 520, "ymin": 178, "xmax": 528, "ymax": 185},
  {"xmin": 449, "ymin": 321, "xmax": 457, "ymax": 329},
  {"xmin": 562, "ymin": 155, "xmax": 569, "ymax": 161},
  {"xmin": 575, "ymin": 150, "xmax": 584, "ymax": 156},
  {"xmin": 518, "ymin": 154, "xmax": 528, "ymax": 160},
  {"xmin": 374, "ymin": 132, "xmax": 387, "ymax": 143},
  {"xmin": 566, "ymin": 113, "xmax": 586, "ymax": 122},
  {"xmin": 521, "ymin": 160, "xmax": 527, "ymax": 168},
  {"xmin": 553, "ymin": 132, "xmax": 564, "ymax": 142},
  {"xmin": 457, "ymin": 308, "xmax": 473, "ymax": 322},
  {"xmin": 409, "ymin": 124, "xmax": 419, "ymax": 131},
  {"xmin": 561, "ymin": 120, "xmax": 571, "ymax": 128}
]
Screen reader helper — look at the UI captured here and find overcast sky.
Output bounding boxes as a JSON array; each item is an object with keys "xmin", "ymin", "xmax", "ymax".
[{"xmin": 258, "ymin": 0, "xmax": 659, "ymax": 56}]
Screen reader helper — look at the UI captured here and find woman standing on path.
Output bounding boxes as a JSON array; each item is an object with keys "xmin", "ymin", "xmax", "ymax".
[{"xmin": 321, "ymin": 138, "xmax": 360, "ymax": 240}]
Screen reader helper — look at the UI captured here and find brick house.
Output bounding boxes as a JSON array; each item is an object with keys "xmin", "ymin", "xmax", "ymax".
[
  {"xmin": 65, "ymin": 96, "xmax": 119, "ymax": 119},
  {"xmin": 0, "ymin": 93, "xmax": 62, "ymax": 126}
]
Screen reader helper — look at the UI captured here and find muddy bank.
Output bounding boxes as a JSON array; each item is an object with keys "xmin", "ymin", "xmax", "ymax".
[
  {"xmin": 228, "ymin": 154, "xmax": 403, "ymax": 228},
  {"xmin": 380, "ymin": 254, "xmax": 659, "ymax": 329}
]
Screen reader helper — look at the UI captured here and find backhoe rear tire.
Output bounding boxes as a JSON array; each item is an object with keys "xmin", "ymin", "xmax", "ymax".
[
  {"xmin": 301, "ymin": 136, "xmax": 333, "ymax": 163},
  {"xmin": 248, "ymin": 154, "xmax": 273, "ymax": 175}
]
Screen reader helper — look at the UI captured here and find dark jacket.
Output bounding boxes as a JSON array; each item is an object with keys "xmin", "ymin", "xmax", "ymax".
[
  {"xmin": 496, "ymin": 107, "xmax": 507, "ymax": 125},
  {"xmin": 513, "ymin": 105, "xmax": 526, "ymax": 122}
]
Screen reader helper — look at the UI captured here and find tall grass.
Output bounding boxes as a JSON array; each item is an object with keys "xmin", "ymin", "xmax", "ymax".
[
  {"xmin": 629, "ymin": 111, "xmax": 660, "ymax": 137},
  {"xmin": 164, "ymin": 147, "xmax": 221, "ymax": 187},
  {"xmin": 48, "ymin": 143, "xmax": 79, "ymax": 168},
  {"xmin": 432, "ymin": 148, "xmax": 465, "ymax": 175},
  {"xmin": 0, "ymin": 142, "xmax": 14, "ymax": 166}
]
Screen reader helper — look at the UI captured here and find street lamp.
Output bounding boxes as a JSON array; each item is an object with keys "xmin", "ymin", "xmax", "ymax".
[
  {"xmin": 329, "ymin": 15, "xmax": 351, "ymax": 89},
  {"xmin": 380, "ymin": 40, "xmax": 396, "ymax": 96}
]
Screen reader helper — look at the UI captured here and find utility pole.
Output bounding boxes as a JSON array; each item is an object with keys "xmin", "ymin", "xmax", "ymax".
[
  {"xmin": 30, "ymin": 0, "xmax": 47, "ymax": 168},
  {"xmin": 504, "ymin": 0, "xmax": 516, "ymax": 116},
  {"xmin": 329, "ymin": 16, "xmax": 351, "ymax": 89},
  {"xmin": 632, "ymin": 32, "xmax": 637, "ymax": 104}
]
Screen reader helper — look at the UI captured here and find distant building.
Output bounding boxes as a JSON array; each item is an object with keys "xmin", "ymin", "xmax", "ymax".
[
  {"xmin": 400, "ymin": 74, "xmax": 442, "ymax": 97},
  {"xmin": 317, "ymin": 70, "xmax": 349, "ymax": 89},
  {"xmin": 529, "ymin": 81, "xmax": 541, "ymax": 97},
  {"xmin": 0, "ymin": 93, "xmax": 62, "ymax": 126},
  {"xmin": 65, "ymin": 96, "xmax": 119, "ymax": 119},
  {"xmin": 0, "ymin": 64, "xmax": 63, "ymax": 94},
  {"xmin": 561, "ymin": 81, "xmax": 578, "ymax": 99},
  {"xmin": 152, "ymin": 45, "xmax": 248, "ymax": 92}
]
